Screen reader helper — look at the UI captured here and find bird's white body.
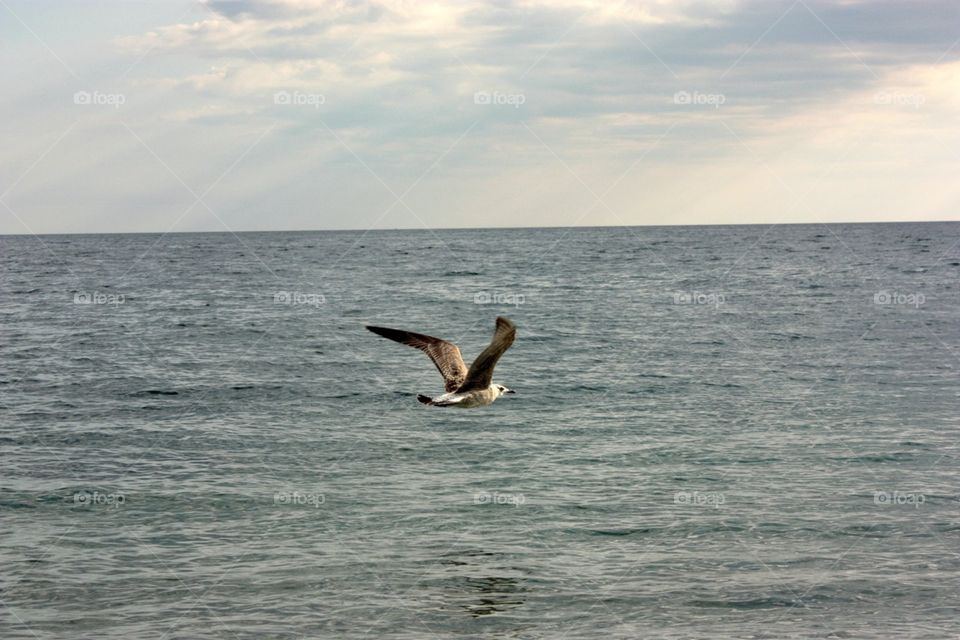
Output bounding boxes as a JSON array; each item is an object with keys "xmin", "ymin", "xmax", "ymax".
[{"xmin": 423, "ymin": 384, "xmax": 510, "ymax": 408}]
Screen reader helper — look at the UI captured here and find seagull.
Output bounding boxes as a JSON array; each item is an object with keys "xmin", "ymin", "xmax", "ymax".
[{"xmin": 366, "ymin": 316, "xmax": 517, "ymax": 408}]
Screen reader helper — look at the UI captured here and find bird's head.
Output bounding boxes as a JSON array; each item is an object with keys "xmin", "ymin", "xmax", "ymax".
[{"xmin": 495, "ymin": 384, "xmax": 516, "ymax": 396}]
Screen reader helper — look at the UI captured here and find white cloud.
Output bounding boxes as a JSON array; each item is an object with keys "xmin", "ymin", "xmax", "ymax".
[{"xmin": 2, "ymin": 0, "xmax": 959, "ymax": 233}]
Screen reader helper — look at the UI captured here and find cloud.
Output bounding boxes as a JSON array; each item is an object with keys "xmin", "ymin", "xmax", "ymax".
[{"xmin": 1, "ymin": 0, "xmax": 958, "ymax": 233}]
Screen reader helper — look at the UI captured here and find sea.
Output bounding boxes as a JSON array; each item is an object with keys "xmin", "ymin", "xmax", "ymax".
[{"xmin": 1, "ymin": 222, "xmax": 959, "ymax": 639}]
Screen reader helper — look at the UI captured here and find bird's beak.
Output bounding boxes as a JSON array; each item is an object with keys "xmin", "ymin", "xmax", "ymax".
[{"xmin": 505, "ymin": 388, "xmax": 516, "ymax": 394}]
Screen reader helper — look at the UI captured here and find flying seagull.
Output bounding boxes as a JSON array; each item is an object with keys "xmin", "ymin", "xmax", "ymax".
[{"xmin": 366, "ymin": 316, "xmax": 517, "ymax": 408}]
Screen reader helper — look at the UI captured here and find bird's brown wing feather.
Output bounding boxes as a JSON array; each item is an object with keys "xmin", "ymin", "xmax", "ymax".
[
  {"xmin": 456, "ymin": 317, "xmax": 516, "ymax": 392},
  {"xmin": 366, "ymin": 325, "xmax": 468, "ymax": 392}
]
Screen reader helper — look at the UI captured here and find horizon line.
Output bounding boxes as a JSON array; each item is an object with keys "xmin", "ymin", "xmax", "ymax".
[{"xmin": 1, "ymin": 218, "xmax": 957, "ymax": 238}]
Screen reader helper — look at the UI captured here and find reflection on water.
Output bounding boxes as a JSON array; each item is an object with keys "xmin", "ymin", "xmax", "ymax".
[
  {"xmin": 437, "ymin": 550, "xmax": 527, "ymax": 617},
  {"xmin": 461, "ymin": 575, "xmax": 526, "ymax": 617}
]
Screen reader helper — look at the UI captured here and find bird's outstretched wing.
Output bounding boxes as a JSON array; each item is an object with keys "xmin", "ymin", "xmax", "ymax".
[
  {"xmin": 366, "ymin": 325, "xmax": 468, "ymax": 392},
  {"xmin": 456, "ymin": 317, "xmax": 516, "ymax": 392}
]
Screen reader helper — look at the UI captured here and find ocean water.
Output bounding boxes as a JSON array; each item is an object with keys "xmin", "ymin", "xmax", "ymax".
[{"xmin": 2, "ymin": 222, "xmax": 959, "ymax": 639}]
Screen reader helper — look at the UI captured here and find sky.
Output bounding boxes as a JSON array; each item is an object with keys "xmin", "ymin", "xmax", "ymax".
[{"xmin": 1, "ymin": 0, "xmax": 958, "ymax": 234}]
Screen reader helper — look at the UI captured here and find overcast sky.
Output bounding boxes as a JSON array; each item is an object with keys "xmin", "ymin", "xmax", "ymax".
[{"xmin": 1, "ymin": 0, "xmax": 958, "ymax": 234}]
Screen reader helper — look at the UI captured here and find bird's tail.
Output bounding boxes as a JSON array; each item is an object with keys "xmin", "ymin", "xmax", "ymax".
[{"xmin": 417, "ymin": 394, "xmax": 434, "ymax": 405}]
